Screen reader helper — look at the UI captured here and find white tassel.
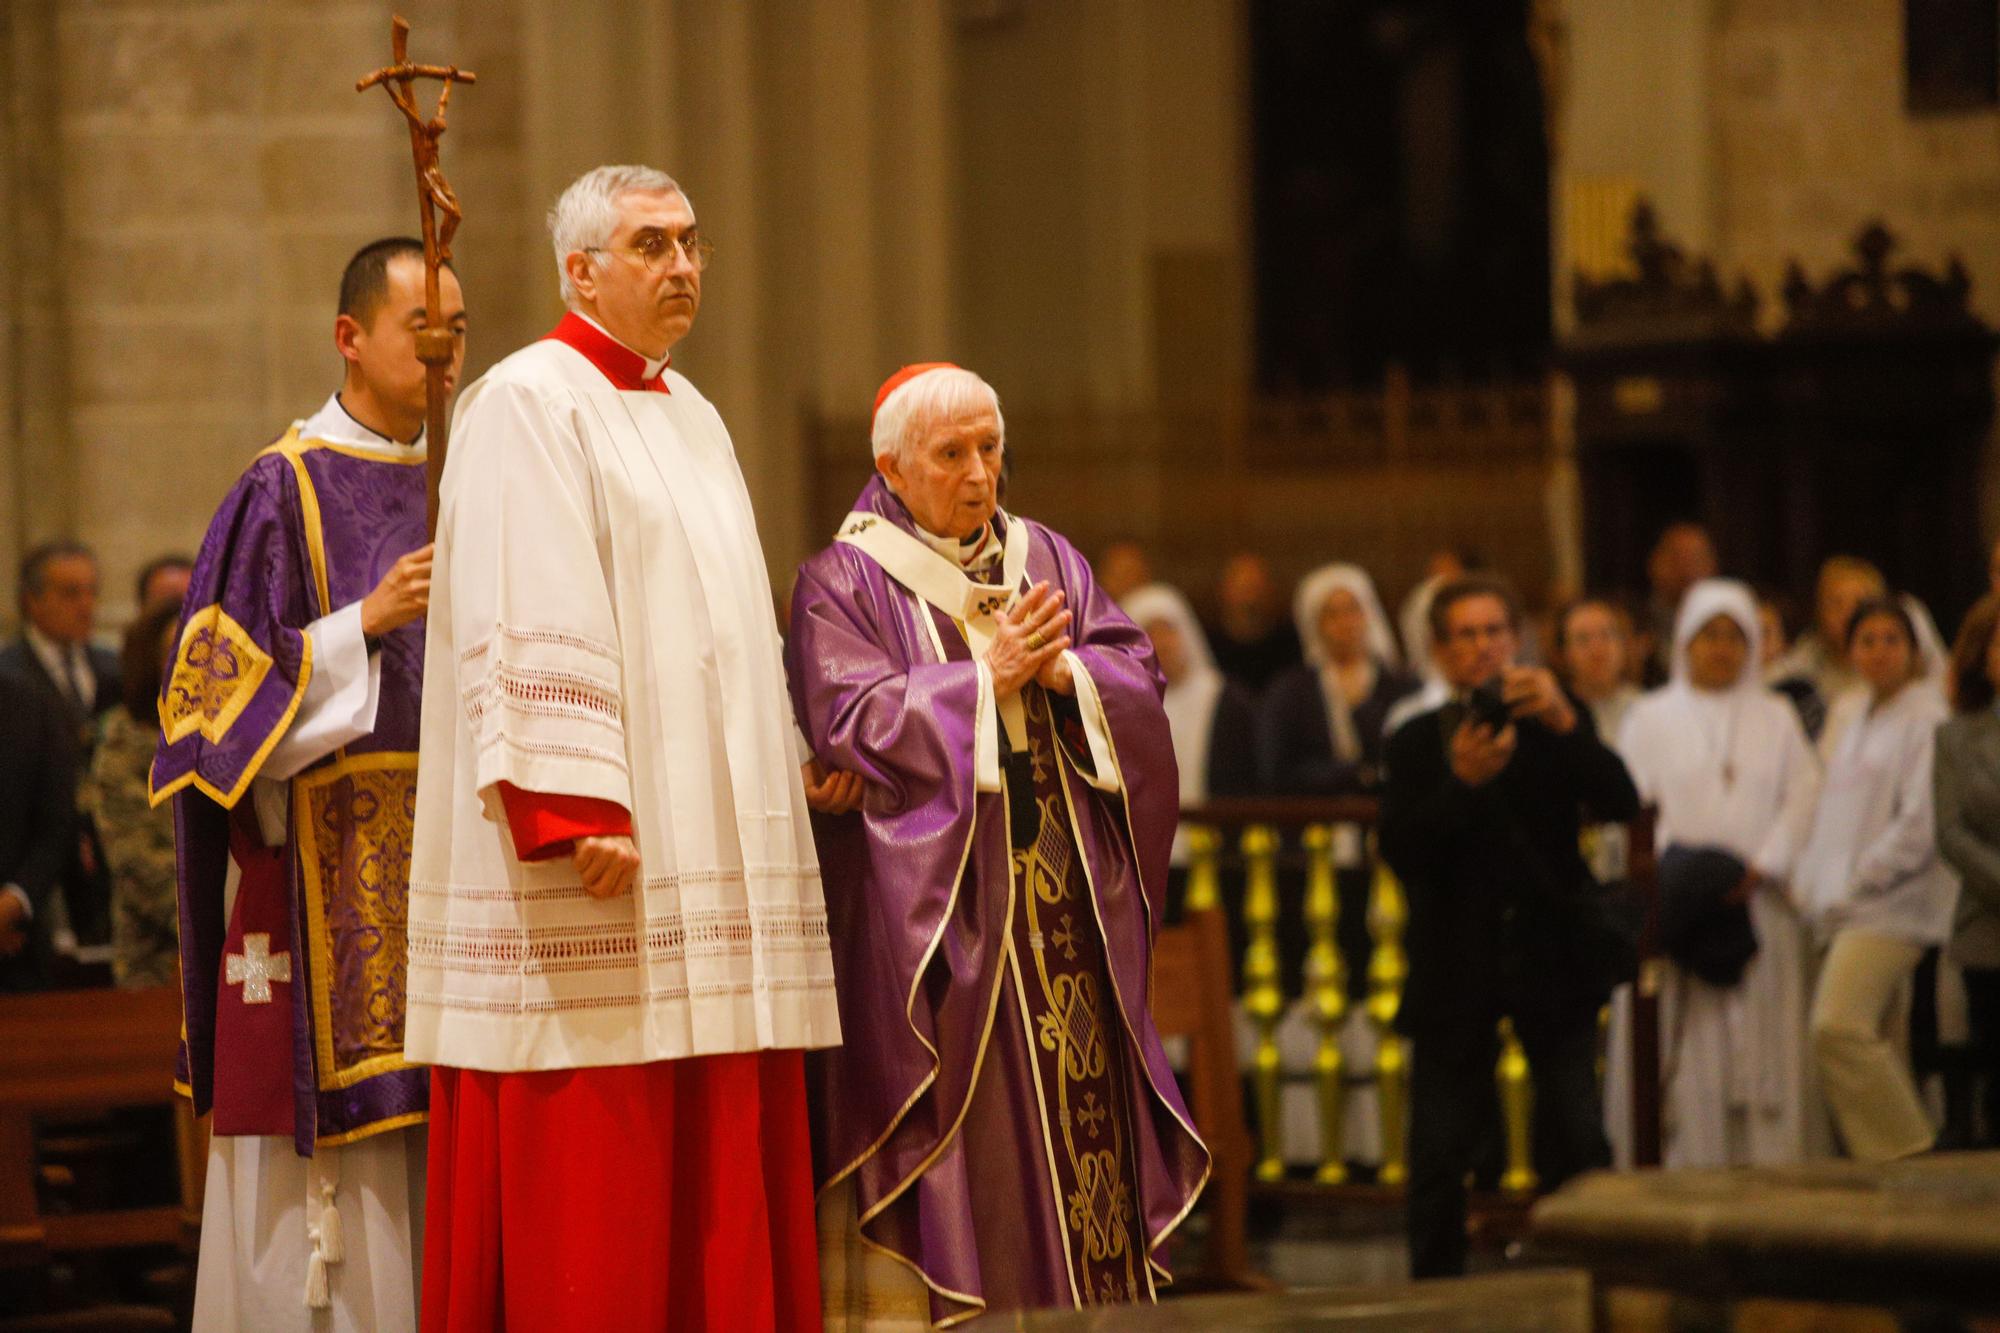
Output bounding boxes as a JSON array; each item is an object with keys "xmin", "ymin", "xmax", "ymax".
[
  {"xmin": 304, "ymin": 1242, "xmax": 330, "ymax": 1309},
  {"xmin": 318, "ymin": 1181, "xmax": 345, "ymax": 1263}
]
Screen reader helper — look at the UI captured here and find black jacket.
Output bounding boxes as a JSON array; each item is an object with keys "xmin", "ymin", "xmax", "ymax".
[
  {"xmin": 0, "ymin": 671, "xmax": 77, "ymax": 988},
  {"xmin": 1260, "ymin": 659, "xmax": 1421, "ymax": 795},
  {"xmin": 1380, "ymin": 701, "xmax": 1639, "ymax": 1035},
  {"xmin": 1202, "ymin": 684, "xmax": 1262, "ymax": 798},
  {"xmin": 0, "ymin": 634, "xmax": 121, "ymax": 757},
  {"xmin": 0, "ymin": 634, "xmax": 121, "ymax": 945}
]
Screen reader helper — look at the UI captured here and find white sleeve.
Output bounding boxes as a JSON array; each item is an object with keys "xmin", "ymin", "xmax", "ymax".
[
  {"xmin": 1755, "ymin": 708, "xmax": 1824, "ymax": 888},
  {"xmin": 446, "ymin": 379, "xmax": 632, "ymax": 820},
  {"xmin": 259, "ymin": 601, "xmax": 381, "ymax": 782},
  {"xmin": 1615, "ymin": 706, "xmax": 1658, "ymax": 806},
  {"xmin": 3, "ymin": 884, "xmax": 31, "ymax": 921}
]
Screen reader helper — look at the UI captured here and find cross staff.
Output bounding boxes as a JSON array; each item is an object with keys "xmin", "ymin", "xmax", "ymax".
[{"xmin": 357, "ymin": 16, "xmax": 476, "ymax": 537}]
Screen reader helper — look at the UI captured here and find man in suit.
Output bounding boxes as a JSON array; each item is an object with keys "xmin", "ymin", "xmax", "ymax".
[
  {"xmin": 0, "ymin": 541, "xmax": 121, "ymax": 949},
  {"xmin": 0, "ymin": 667, "xmax": 77, "ymax": 990},
  {"xmin": 1380, "ymin": 573, "xmax": 1639, "ymax": 1279},
  {"xmin": 2, "ymin": 542, "xmax": 120, "ymax": 738}
]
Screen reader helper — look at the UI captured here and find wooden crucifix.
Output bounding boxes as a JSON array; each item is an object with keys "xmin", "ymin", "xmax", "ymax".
[{"xmin": 357, "ymin": 16, "xmax": 476, "ymax": 536}]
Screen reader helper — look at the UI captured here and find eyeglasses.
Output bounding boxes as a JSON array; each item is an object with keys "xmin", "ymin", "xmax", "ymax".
[{"xmin": 584, "ymin": 231, "xmax": 715, "ymax": 274}]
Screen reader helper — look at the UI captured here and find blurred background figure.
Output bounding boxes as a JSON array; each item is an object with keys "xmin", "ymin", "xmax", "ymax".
[
  {"xmin": 81, "ymin": 597, "xmax": 185, "ymax": 989},
  {"xmin": 1208, "ymin": 551, "xmax": 1302, "ymax": 697},
  {"xmin": 1553, "ymin": 596, "xmax": 1640, "ymax": 742},
  {"xmin": 1798, "ymin": 595, "xmax": 1954, "ymax": 1161},
  {"xmin": 133, "ymin": 554, "xmax": 194, "ymax": 616},
  {"xmin": 1933, "ymin": 593, "xmax": 2000, "ymax": 1149},
  {"xmin": 1123, "ymin": 583, "xmax": 1259, "ymax": 880},
  {"xmin": 0, "ymin": 541, "xmax": 119, "ymax": 958},
  {"xmin": 0, "ymin": 669, "xmax": 76, "ymax": 992},
  {"xmin": 1775, "ymin": 555, "xmax": 1888, "ymax": 711},
  {"xmin": 1641, "ymin": 522, "xmax": 1719, "ymax": 685},
  {"xmin": 1096, "ymin": 538, "xmax": 1154, "ymax": 604},
  {"xmin": 1396, "ymin": 546, "xmax": 1478, "ymax": 688},
  {"xmin": 1262, "ymin": 563, "xmax": 1417, "ymax": 796},
  {"xmin": 1618, "ymin": 579, "xmax": 1820, "ymax": 1168},
  {"xmin": 1757, "ymin": 587, "xmax": 1827, "ymax": 741}
]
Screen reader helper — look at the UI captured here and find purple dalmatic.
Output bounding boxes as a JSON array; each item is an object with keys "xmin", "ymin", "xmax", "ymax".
[
  {"xmin": 786, "ymin": 476, "xmax": 1209, "ymax": 1322},
  {"xmin": 151, "ymin": 411, "xmax": 427, "ymax": 1154}
]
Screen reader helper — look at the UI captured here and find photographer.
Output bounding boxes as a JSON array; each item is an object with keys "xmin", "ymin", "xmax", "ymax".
[{"xmin": 1380, "ymin": 574, "xmax": 1639, "ymax": 1279}]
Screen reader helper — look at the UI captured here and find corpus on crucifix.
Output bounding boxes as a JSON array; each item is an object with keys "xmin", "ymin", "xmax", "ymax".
[{"xmin": 357, "ymin": 14, "xmax": 476, "ymax": 536}]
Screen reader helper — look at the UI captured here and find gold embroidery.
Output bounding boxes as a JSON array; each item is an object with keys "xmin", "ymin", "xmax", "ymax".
[
  {"xmin": 1066, "ymin": 1150, "xmax": 1134, "ymax": 1263},
  {"xmin": 159, "ymin": 605, "xmax": 275, "ymax": 744},
  {"xmin": 1036, "ymin": 973, "xmax": 1107, "ymax": 1081},
  {"xmin": 294, "ymin": 752, "xmax": 418, "ymax": 1090},
  {"xmin": 1009, "ymin": 686, "xmax": 1144, "ymax": 1307},
  {"xmin": 1013, "ymin": 796, "xmax": 1073, "ymax": 907}
]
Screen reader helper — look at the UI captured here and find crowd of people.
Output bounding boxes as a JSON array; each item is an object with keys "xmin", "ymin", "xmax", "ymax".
[{"xmin": 1109, "ymin": 525, "xmax": 2000, "ymax": 1274}]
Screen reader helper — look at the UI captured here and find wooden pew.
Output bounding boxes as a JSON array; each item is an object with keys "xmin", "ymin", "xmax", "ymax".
[
  {"xmin": 1151, "ymin": 907, "xmax": 1263, "ymax": 1290},
  {"xmin": 0, "ymin": 987, "xmax": 200, "ymax": 1268}
]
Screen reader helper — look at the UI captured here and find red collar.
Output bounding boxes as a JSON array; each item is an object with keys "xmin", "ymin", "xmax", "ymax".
[{"xmin": 542, "ymin": 312, "xmax": 671, "ymax": 393}]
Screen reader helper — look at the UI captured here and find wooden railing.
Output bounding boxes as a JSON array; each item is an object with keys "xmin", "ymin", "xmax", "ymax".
[{"xmin": 1175, "ymin": 797, "xmax": 1661, "ymax": 1200}]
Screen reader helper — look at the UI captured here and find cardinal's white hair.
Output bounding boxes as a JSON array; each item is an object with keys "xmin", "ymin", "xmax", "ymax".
[
  {"xmin": 548, "ymin": 164, "xmax": 688, "ymax": 304},
  {"xmin": 870, "ymin": 367, "xmax": 1005, "ymax": 463}
]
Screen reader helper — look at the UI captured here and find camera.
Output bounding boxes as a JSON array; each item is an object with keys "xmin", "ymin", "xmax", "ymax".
[{"xmin": 1467, "ymin": 677, "xmax": 1513, "ymax": 730}]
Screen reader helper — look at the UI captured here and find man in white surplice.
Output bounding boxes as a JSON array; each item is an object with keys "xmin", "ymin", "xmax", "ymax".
[
  {"xmin": 153, "ymin": 238, "xmax": 464, "ymax": 1330},
  {"xmin": 406, "ymin": 164, "xmax": 847, "ymax": 1329}
]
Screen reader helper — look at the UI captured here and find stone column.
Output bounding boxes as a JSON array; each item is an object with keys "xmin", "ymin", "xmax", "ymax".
[
  {"xmin": 1079, "ymin": 0, "xmax": 1152, "ymax": 410},
  {"xmin": 60, "ymin": 2, "xmax": 273, "ymax": 628},
  {"xmin": 1, "ymin": 1, "xmax": 70, "ymax": 620}
]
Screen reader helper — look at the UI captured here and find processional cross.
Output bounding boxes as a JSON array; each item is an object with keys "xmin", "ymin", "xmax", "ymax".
[{"xmin": 357, "ymin": 17, "xmax": 477, "ymax": 537}]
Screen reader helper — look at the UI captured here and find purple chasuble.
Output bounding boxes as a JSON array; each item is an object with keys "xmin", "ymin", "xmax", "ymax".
[
  {"xmin": 785, "ymin": 477, "xmax": 1209, "ymax": 1322},
  {"xmin": 152, "ymin": 424, "xmax": 427, "ymax": 1153}
]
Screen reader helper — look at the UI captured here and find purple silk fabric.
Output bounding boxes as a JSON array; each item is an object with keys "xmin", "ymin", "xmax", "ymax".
[
  {"xmin": 785, "ymin": 477, "xmax": 1208, "ymax": 1307},
  {"xmin": 158, "ymin": 442, "xmax": 428, "ymax": 1152}
]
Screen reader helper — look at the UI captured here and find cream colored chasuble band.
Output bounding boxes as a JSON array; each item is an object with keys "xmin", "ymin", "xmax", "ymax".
[{"xmin": 834, "ymin": 509, "xmax": 1122, "ymax": 797}]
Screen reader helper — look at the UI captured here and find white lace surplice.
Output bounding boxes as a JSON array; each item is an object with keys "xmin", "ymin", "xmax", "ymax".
[{"xmin": 405, "ymin": 341, "xmax": 841, "ymax": 1073}]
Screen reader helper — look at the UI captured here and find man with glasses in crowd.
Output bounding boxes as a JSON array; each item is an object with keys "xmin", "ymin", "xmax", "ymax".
[{"xmin": 1380, "ymin": 574, "xmax": 1639, "ymax": 1279}]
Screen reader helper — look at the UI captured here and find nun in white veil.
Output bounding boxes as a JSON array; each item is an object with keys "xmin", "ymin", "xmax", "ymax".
[
  {"xmin": 1261, "ymin": 564, "xmax": 1420, "ymax": 795},
  {"xmin": 1616, "ymin": 578, "xmax": 1823, "ymax": 1167},
  {"xmin": 1122, "ymin": 584, "xmax": 1260, "ymax": 861}
]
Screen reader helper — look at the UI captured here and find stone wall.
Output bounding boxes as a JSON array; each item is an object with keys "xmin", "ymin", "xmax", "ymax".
[{"xmin": 1710, "ymin": 0, "xmax": 2000, "ymax": 329}]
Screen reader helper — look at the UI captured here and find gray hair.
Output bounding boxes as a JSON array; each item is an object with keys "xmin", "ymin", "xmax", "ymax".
[
  {"xmin": 870, "ymin": 367, "xmax": 1005, "ymax": 463},
  {"xmin": 547, "ymin": 164, "xmax": 687, "ymax": 304}
]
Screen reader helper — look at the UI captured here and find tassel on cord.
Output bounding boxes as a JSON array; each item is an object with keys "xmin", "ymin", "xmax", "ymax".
[
  {"xmin": 302, "ymin": 1147, "xmax": 343, "ymax": 1308},
  {"xmin": 317, "ymin": 1149, "xmax": 345, "ymax": 1263},
  {"xmin": 304, "ymin": 1241, "xmax": 331, "ymax": 1309}
]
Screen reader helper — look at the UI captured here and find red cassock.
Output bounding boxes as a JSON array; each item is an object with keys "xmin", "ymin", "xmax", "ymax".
[{"xmin": 419, "ymin": 787, "xmax": 822, "ymax": 1332}]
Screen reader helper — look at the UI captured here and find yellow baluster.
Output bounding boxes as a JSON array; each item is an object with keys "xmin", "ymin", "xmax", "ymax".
[
  {"xmin": 1241, "ymin": 825, "xmax": 1285, "ymax": 1182},
  {"xmin": 1365, "ymin": 853, "xmax": 1409, "ymax": 1187},
  {"xmin": 1497, "ymin": 1017, "xmax": 1538, "ymax": 1195},
  {"xmin": 1302, "ymin": 824, "xmax": 1347, "ymax": 1184},
  {"xmin": 1184, "ymin": 825, "xmax": 1221, "ymax": 914}
]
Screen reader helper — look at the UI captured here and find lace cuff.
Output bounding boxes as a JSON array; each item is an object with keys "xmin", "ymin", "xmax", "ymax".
[{"xmin": 459, "ymin": 622, "xmax": 632, "ymax": 817}]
